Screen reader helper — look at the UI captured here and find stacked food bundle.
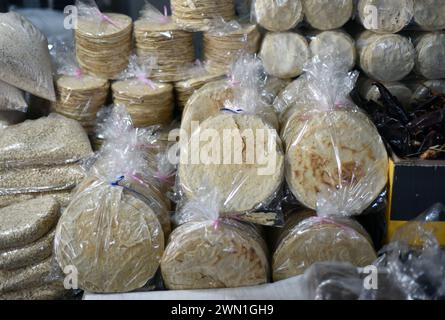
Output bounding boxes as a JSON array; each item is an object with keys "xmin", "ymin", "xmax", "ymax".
[
  {"xmin": 112, "ymin": 55, "xmax": 174, "ymax": 128},
  {"xmin": 75, "ymin": 1, "xmax": 133, "ymax": 79},
  {"xmin": 134, "ymin": 4, "xmax": 195, "ymax": 82}
]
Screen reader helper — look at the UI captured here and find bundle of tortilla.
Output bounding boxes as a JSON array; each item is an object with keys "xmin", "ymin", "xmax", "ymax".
[
  {"xmin": 261, "ymin": 76, "xmax": 292, "ymax": 106},
  {"xmin": 272, "ymin": 210, "xmax": 377, "ymax": 281},
  {"xmin": 134, "ymin": 3, "xmax": 195, "ymax": 82},
  {"xmin": 75, "ymin": 1, "xmax": 132, "ymax": 79},
  {"xmin": 55, "ymin": 106, "xmax": 168, "ymax": 293},
  {"xmin": 0, "ymin": 12, "xmax": 55, "ymax": 101},
  {"xmin": 161, "ymin": 190, "xmax": 270, "ymax": 290},
  {"xmin": 50, "ymin": 42, "xmax": 109, "ymax": 134},
  {"xmin": 203, "ymin": 20, "xmax": 261, "ymax": 73},
  {"xmin": 357, "ymin": 0, "xmax": 414, "ymax": 34},
  {"xmin": 112, "ymin": 55, "xmax": 174, "ymax": 128},
  {"xmin": 413, "ymin": 32, "xmax": 445, "ymax": 80},
  {"xmin": 260, "ymin": 32, "xmax": 310, "ymax": 79},
  {"xmin": 356, "ymin": 31, "xmax": 416, "ymax": 82},
  {"xmin": 281, "ymin": 56, "xmax": 388, "ymax": 216},
  {"xmin": 171, "ymin": 0, "xmax": 236, "ymax": 31},
  {"xmin": 410, "ymin": 79, "xmax": 445, "ymax": 102},
  {"xmin": 413, "ymin": 0, "xmax": 445, "ymax": 31},
  {"xmin": 0, "ymin": 80, "xmax": 27, "ymax": 112},
  {"xmin": 174, "ymin": 61, "xmax": 226, "ymax": 112},
  {"xmin": 359, "ymin": 78, "xmax": 413, "ymax": 107},
  {"xmin": 302, "ymin": 0, "xmax": 353, "ymax": 30},
  {"xmin": 252, "ymin": 0, "xmax": 303, "ymax": 32},
  {"xmin": 307, "ymin": 30, "xmax": 356, "ymax": 71},
  {"xmin": 180, "ymin": 54, "xmax": 279, "ymax": 140}
]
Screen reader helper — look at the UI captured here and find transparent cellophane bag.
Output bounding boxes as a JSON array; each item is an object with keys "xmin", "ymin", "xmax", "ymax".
[
  {"xmin": 0, "ymin": 80, "xmax": 28, "ymax": 113},
  {"xmin": 177, "ymin": 54, "xmax": 285, "ymax": 227},
  {"xmin": 134, "ymin": 2, "xmax": 195, "ymax": 82},
  {"xmin": 54, "ymin": 105, "xmax": 170, "ymax": 293},
  {"xmin": 50, "ymin": 41, "xmax": 109, "ymax": 131},
  {"xmin": 161, "ymin": 187, "xmax": 270, "ymax": 290},
  {"xmin": 300, "ymin": 203, "xmax": 445, "ymax": 300},
  {"xmin": 204, "ymin": 17, "xmax": 261, "ymax": 73},
  {"xmin": 281, "ymin": 55, "xmax": 389, "ymax": 217}
]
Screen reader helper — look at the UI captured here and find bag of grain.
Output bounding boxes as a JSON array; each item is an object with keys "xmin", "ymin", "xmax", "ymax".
[
  {"xmin": 55, "ymin": 106, "xmax": 167, "ymax": 293},
  {"xmin": 0, "ymin": 12, "xmax": 55, "ymax": 101},
  {"xmin": 161, "ymin": 189, "xmax": 270, "ymax": 290},
  {"xmin": 0, "ymin": 80, "xmax": 27, "ymax": 113},
  {"xmin": 281, "ymin": 55, "xmax": 388, "ymax": 216}
]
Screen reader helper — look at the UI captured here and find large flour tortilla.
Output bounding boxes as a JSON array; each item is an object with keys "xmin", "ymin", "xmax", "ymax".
[
  {"xmin": 55, "ymin": 181, "xmax": 164, "ymax": 293},
  {"xmin": 273, "ymin": 211, "xmax": 377, "ymax": 281},
  {"xmin": 357, "ymin": 31, "xmax": 415, "ymax": 82},
  {"xmin": 254, "ymin": 0, "xmax": 303, "ymax": 32},
  {"xmin": 358, "ymin": 0, "xmax": 414, "ymax": 34},
  {"xmin": 161, "ymin": 220, "xmax": 269, "ymax": 290},
  {"xmin": 413, "ymin": 0, "xmax": 445, "ymax": 31},
  {"xmin": 260, "ymin": 32, "xmax": 310, "ymax": 79},
  {"xmin": 179, "ymin": 113, "xmax": 284, "ymax": 213},
  {"xmin": 282, "ymin": 107, "xmax": 388, "ymax": 215},
  {"xmin": 303, "ymin": 0, "xmax": 353, "ymax": 30},
  {"xmin": 414, "ymin": 32, "xmax": 445, "ymax": 80}
]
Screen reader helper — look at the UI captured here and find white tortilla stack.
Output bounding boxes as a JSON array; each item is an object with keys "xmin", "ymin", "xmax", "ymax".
[
  {"xmin": 413, "ymin": 32, "xmax": 445, "ymax": 80},
  {"xmin": 253, "ymin": 0, "xmax": 303, "ymax": 32},
  {"xmin": 308, "ymin": 30, "xmax": 356, "ymax": 71},
  {"xmin": 413, "ymin": 0, "xmax": 445, "ymax": 31},
  {"xmin": 272, "ymin": 211, "xmax": 377, "ymax": 281},
  {"xmin": 357, "ymin": 31, "xmax": 416, "ymax": 82},
  {"xmin": 55, "ymin": 180, "xmax": 164, "ymax": 293},
  {"xmin": 302, "ymin": 0, "xmax": 353, "ymax": 30},
  {"xmin": 260, "ymin": 32, "xmax": 310, "ymax": 79},
  {"xmin": 179, "ymin": 113, "xmax": 284, "ymax": 214},
  {"xmin": 161, "ymin": 220, "xmax": 269, "ymax": 289},
  {"xmin": 282, "ymin": 106, "xmax": 388, "ymax": 215}
]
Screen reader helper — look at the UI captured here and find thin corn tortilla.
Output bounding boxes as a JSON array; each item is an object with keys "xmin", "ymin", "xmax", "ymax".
[
  {"xmin": 303, "ymin": 0, "xmax": 353, "ymax": 30},
  {"xmin": 414, "ymin": 32, "xmax": 445, "ymax": 80},
  {"xmin": 413, "ymin": 0, "xmax": 445, "ymax": 31},
  {"xmin": 254, "ymin": 0, "xmax": 303, "ymax": 32}
]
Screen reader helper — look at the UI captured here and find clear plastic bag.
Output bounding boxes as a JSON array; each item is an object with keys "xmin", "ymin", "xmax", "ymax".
[
  {"xmin": 0, "ymin": 80, "xmax": 27, "ymax": 113},
  {"xmin": 357, "ymin": 0, "xmax": 414, "ymax": 34},
  {"xmin": 251, "ymin": 0, "xmax": 303, "ymax": 32},
  {"xmin": 412, "ymin": 32, "xmax": 445, "ymax": 80},
  {"xmin": 161, "ymin": 188, "xmax": 270, "ymax": 290},
  {"xmin": 0, "ymin": 114, "xmax": 93, "ymax": 169},
  {"xmin": 54, "ymin": 105, "xmax": 168, "ymax": 293},
  {"xmin": 412, "ymin": 0, "xmax": 445, "ymax": 31},
  {"xmin": 281, "ymin": 55, "xmax": 389, "ymax": 217},
  {"xmin": 134, "ymin": 3, "xmax": 195, "ymax": 82},
  {"xmin": 0, "ymin": 12, "xmax": 55, "ymax": 101},
  {"xmin": 178, "ymin": 54, "xmax": 285, "ymax": 226}
]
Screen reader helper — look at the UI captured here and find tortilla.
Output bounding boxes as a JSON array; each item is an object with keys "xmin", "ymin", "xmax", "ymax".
[
  {"xmin": 413, "ymin": 0, "xmax": 445, "ymax": 31},
  {"xmin": 303, "ymin": 0, "xmax": 353, "ymax": 30},
  {"xmin": 414, "ymin": 32, "xmax": 445, "ymax": 80},
  {"xmin": 253, "ymin": 0, "xmax": 303, "ymax": 32}
]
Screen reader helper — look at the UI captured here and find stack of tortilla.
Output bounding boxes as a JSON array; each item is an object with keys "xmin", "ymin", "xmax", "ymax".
[
  {"xmin": 413, "ymin": 0, "xmax": 445, "ymax": 31},
  {"xmin": 75, "ymin": 13, "xmax": 133, "ymax": 79},
  {"xmin": 0, "ymin": 197, "xmax": 69, "ymax": 300},
  {"xmin": 253, "ymin": 0, "xmax": 303, "ymax": 32},
  {"xmin": 134, "ymin": 19, "xmax": 194, "ymax": 82},
  {"xmin": 303, "ymin": 0, "xmax": 353, "ymax": 30},
  {"xmin": 171, "ymin": 0, "xmax": 236, "ymax": 31},
  {"xmin": 112, "ymin": 80, "xmax": 174, "ymax": 128},
  {"xmin": 161, "ymin": 219, "xmax": 269, "ymax": 290},
  {"xmin": 272, "ymin": 210, "xmax": 377, "ymax": 281},
  {"xmin": 413, "ymin": 32, "xmax": 445, "ymax": 80},
  {"xmin": 52, "ymin": 75, "xmax": 109, "ymax": 134},
  {"xmin": 203, "ymin": 24, "xmax": 261, "ymax": 73}
]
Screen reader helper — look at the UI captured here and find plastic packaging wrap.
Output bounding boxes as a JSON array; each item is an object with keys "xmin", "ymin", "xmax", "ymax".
[
  {"xmin": 413, "ymin": 0, "xmax": 445, "ymax": 31},
  {"xmin": 171, "ymin": 0, "xmax": 236, "ymax": 31},
  {"xmin": 0, "ymin": 80, "xmax": 27, "ymax": 112},
  {"xmin": 356, "ymin": 31, "xmax": 416, "ymax": 82},
  {"xmin": 50, "ymin": 41, "xmax": 109, "ymax": 134},
  {"xmin": 0, "ymin": 12, "xmax": 55, "ymax": 101},
  {"xmin": 74, "ymin": 0, "xmax": 133, "ymax": 79},
  {"xmin": 112, "ymin": 55, "xmax": 174, "ymax": 128},
  {"xmin": 203, "ymin": 19, "xmax": 261, "ymax": 73},
  {"xmin": 281, "ymin": 55, "xmax": 388, "ymax": 216},
  {"xmin": 272, "ymin": 210, "xmax": 377, "ymax": 281},
  {"xmin": 413, "ymin": 32, "xmax": 445, "ymax": 80},
  {"xmin": 54, "ymin": 105, "xmax": 167, "ymax": 293},
  {"xmin": 302, "ymin": 0, "xmax": 354, "ymax": 30},
  {"xmin": 161, "ymin": 189, "xmax": 270, "ymax": 290},
  {"xmin": 252, "ymin": 0, "xmax": 303, "ymax": 32},
  {"xmin": 174, "ymin": 60, "xmax": 226, "ymax": 112},
  {"xmin": 0, "ymin": 111, "xmax": 26, "ymax": 130},
  {"xmin": 307, "ymin": 30, "xmax": 356, "ymax": 71},
  {"xmin": 260, "ymin": 32, "xmax": 310, "ymax": 79},
  {"xmin": 357, "ymin": 0, "xmax": 414, "ymax": 34},
  {"xmin": 177, "ymin": 54, "xmax": 284, "ymax": 226},
  {"xmin": 134, "ymin": 3, "xmax": 195, "ymax": 82},
  {"xmin": 0, "ymin": 114, "xmax": 93, "ymax": 169},
  {"xmin": 0, "ymin": 190, "xmax": 73, "ymax": 210},
  {"xmin": 359, "ymin": 78, "xmax": 413, "ymax": 107}
]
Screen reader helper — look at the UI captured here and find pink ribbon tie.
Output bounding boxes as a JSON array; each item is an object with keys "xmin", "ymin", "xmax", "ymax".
[
  {"xmin": 137, "ymin": 74, "xmax": 157, "ymax": 90},
  {"xmin": 74, "ymin": 68, "xmax": 83, "ymax": 79},
  {"xmin": 95, "ymin": 8, "xmax": 119, "ymax": 28}
]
